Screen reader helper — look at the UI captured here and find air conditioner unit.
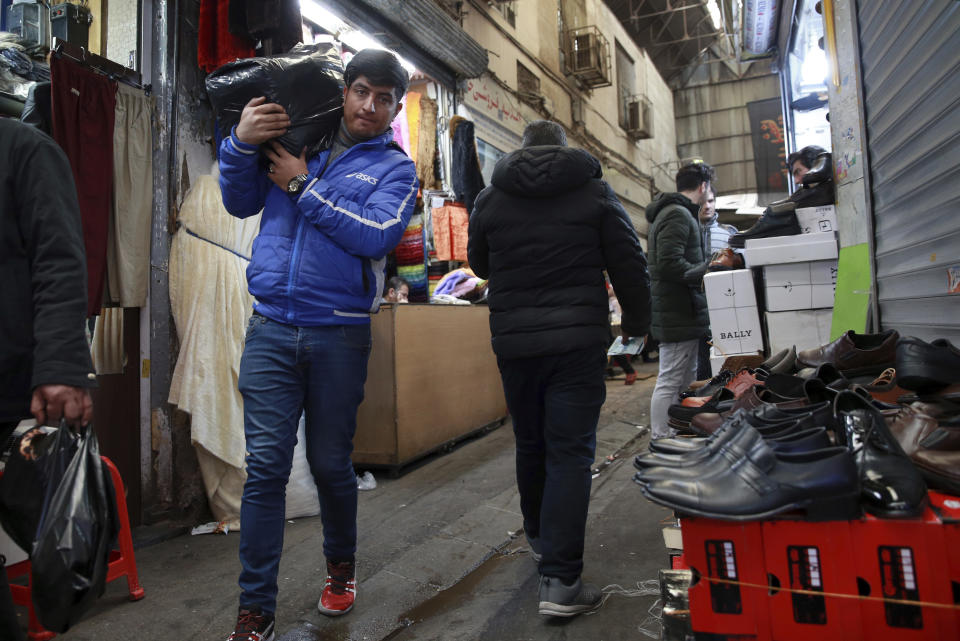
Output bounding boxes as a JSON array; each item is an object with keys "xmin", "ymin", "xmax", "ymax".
[
  {"xmin": 625, "ymin": 96, "xmax": 653, "ymax": 140},
  {"xmin": 563, "ymin": 27, "xmax": 611, "ymax": 89}
]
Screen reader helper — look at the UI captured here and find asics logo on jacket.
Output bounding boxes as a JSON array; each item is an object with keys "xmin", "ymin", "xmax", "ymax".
[
  {"xmin": 218, "ymin": 127, "xmax": 418, "ymax": 326},
  {"xmin": 345, "ymin": 172, "xmax": 379, "ymax": 185}
]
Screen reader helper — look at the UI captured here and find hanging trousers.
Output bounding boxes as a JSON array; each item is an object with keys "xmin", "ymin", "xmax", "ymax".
[{"xmin": 50, "ymin": 56, "xmax": 117, "ymax": 317}]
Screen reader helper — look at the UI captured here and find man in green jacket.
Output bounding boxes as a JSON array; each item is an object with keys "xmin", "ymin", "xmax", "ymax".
[{"xmin": 645, "ymin": 162, "xmax": 715, "ymax": 439}]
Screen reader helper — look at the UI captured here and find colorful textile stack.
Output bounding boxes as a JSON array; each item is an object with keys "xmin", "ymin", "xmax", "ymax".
[
  {"xmin": 396, "ymin": 213, "xmax": 428, "ymax": 302},
  {"xmin": 428, "ymin": 261, "xmax": 447, "ymax": 297}
]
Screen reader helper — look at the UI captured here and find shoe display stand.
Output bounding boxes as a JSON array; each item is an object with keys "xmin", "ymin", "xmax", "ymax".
[{"xmin": 677, "ymin": 491, "xmax": 960, "ymax": 640}]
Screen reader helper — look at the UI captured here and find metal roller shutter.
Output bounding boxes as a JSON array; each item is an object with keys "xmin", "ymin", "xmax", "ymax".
[{"xmin": 856, "ymin": 0, "xmax": 960, "ymax": 342}]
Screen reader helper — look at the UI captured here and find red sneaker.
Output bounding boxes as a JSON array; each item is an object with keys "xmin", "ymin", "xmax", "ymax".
[
  {"xmin": 318, "ymin": 559, "xmax": 356, "ymax": 616},
  {"xmin": 624, "ymin": 372, "xmax": 638, "ymax": 386}
]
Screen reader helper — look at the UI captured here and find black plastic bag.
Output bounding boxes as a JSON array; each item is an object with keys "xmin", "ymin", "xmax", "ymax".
[
  {"xmin": 30, "ymin": 423, "xmax": 118, "ymax": 633},
  {"xmin": 205, "ymin": 42, "xmax": 345, "ymax": 157},
  {"xmin": 0, "ymin": 426, "xmax": 76, "ymax": 553}
]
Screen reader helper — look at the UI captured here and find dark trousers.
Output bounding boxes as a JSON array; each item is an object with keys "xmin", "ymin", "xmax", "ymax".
[
  {"xmin": 50, "ymin": 56, "xmax": 116, "ymax": 316},
  {"xmin": 696, "ymin": 334, "xmax": 712, "ymax": 380},
  {"xmin": 0, "ymin": 421, "xmax": 25, "ymax": 641},
  {"xmin": 497, "ymin": 346, "xmax": 606, "ymax": 582}
]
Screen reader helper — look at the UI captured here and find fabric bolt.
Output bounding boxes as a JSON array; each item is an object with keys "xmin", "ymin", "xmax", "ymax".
[
  {"xmin": 416, "ymin": 96, "xmax": 439, "ymax": 190},
  {"xmin": 237, "ymin": 315, "xmax": 370, "ymax": 613},
  {"xmin": 433, "ymin": 268, "xmax": 473, "ymax": 297},
  {"xmin": 105, "ymin": 83, "xmax": 154, "ymax": 308},
  {"xmin": 405, "ymin": 91, "xmax": 421, "ymax": 166},
  {"xmin": 198, "ymin": 0, "xmax": 256, "ymax": 73},
  {"xmin": 432, "ymin": 204, "xmax": 469, "ymax": 261},
  {"xmin": 650, "ymin": 339, "xmax": 700, "ymax": 439},
  {"xmin": 497, "ymin": 346, "xmax": 607, "ymax": 582},
  {"xmin": 90, "ymin": 307, "xmax": 125, "ymax": 375}
]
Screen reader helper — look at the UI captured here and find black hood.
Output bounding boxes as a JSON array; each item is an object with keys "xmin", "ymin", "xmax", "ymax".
[
  {"xmin": 645, "ymin": 192, "xmax": 698, "ymax": 224},
  {"xmin": 491, "ymin": 146, "xmax": 601, "ymax": 198}
]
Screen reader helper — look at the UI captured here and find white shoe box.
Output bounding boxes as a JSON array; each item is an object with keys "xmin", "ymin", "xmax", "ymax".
[
  {"xmin": 764, "ymin": 260, "xmax": 839, "ymax": 311},
  {"xmin": 709, "ymin": 306, "xmax": 764, "ymax": 354},
  {"xmin": 743, "ymin": 232, "xmax": 838, "ymax": 267},
  {"xmin": 765, "ymin": 309, "xmax": 833, "ymax": 355},
  {"xmin": 796, "ymin": 205, "xmax": 838, "ymax": 234},
  {"xmin": 704, "ymin": 269, "xmax": 763, "ymax": 354},
  {"xmin": 704, "ymin": 269, "xmax": 757, "ymax": 309}
]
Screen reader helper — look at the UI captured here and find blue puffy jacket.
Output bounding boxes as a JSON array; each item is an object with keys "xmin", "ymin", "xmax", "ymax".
[{"xmin": 219, "ymin": 126, "xmax": 418, "ymax": 326}]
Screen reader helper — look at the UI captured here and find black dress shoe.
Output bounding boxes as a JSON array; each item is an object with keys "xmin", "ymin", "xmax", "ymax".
[
  {"xmin": 640, "ymin": 436, "xmax": 860, "ymax": 521},
  {"xmin": 895, "ymin": 336, "xmax": 960, "ymax": 392},
  {"xmin": 649, "ymin": 410, "xmax": 799, "ymax": 455},
  {"xmin": 834, "ymin": 390, "xmax": 928, "ymax": 518},
  {"xmin": 728, "ymin": 201, "xmax": 802, "ymax": 248},
  {"xmin": 679, "ymin": 368, "xmax": 734, "ymax": 400}
]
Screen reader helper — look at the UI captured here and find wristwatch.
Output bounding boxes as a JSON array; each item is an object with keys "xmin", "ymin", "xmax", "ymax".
[{"xmin": 287, "ymin": 173, "xmax": 309, "ymax": 196}]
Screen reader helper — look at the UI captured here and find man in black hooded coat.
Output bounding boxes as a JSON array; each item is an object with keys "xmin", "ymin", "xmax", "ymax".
[{"xmin": 468, "ymin": 120, "xmax": 651, "ymax": 617}]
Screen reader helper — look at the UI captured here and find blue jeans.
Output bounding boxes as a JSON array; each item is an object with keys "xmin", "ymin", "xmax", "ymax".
[
  {"xmin": 237, "ymin": 313, "xmax": 371, "ymax": 614},
  {"xmin": 497, "ymin": 346, "xmax": 607, "ymax": 582}
]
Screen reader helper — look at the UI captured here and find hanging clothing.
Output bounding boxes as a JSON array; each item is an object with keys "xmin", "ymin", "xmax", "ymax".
[
  {"xmin": 50, "ymin": 55, "xmax": 117, "ymax": 316},
  {"xmin": 198, "ymin": 0, "xmax": 256, "ymax": 73},
  {"xmin": 229, "ymin": 0, "xmax": 302, "ymax": 54},
  {"xmin": 91, "ymin": 307, "xmax": 124, "ymax": 375},
  {"xmin": 105, "ymin": 84, "xmax": 154, "ymax": 308},
  {"xmin": 432, "ymin": 203, "xmax": 469, "ymax": 261},
  {"xmin": 168, "ymin": 174, "xmax": 260, "ymax": 524},
  {"xmin": 405, "ymin": 91, "xmax": 421, "ymax": 166},
  {"xmin": 417, "ymin": 96, "xmax": 439, "ymax": 190},
  {"xmin": 449, "ymin": 115, "xmax": 485, "ymax": 215}
]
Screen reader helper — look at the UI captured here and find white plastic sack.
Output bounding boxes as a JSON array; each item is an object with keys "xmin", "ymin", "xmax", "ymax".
[{"xmin": 285, "ymin": 413, "xmax": 321, "ymax": 520}]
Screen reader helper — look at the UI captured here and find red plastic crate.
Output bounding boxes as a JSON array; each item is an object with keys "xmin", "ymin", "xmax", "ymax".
[
  {"xmin": 850, "ymin": 504, "xmax": 958, "ymax": 640},
  {"xmin": 761, "ymin": 518, "xmax": 862, "ymax": 640},
  {"xmin": 681, "ymin": 516, "xmax": 772, "ymax": 639},
  {"xmin": 928, "ymin": 491, "xmax": 960, "ymax": 629}
]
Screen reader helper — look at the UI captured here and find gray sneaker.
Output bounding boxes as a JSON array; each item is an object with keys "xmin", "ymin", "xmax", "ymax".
[{"xmin": 538, "ymin": 576, "xmax": 603, "ymax": 617}]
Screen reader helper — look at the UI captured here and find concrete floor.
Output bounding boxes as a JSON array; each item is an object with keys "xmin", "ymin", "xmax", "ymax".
[{"xmin": 32, "ymin": 361, "xmax": 674, "ymax": 641}]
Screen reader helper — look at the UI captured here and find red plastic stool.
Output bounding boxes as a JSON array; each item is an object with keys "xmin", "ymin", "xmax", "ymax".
[{"xmin": 5, "ymin": 456, "xmax": 145, "ymax": 640}]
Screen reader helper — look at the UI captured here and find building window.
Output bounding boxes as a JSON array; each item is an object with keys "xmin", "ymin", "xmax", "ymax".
[
  {"xmin": 517, "ymin": 61, "xmax": 541, "ymax": 108},
  {"xmin": 615, "ymin": 41, "xmax": 635, "ymax": 130},
  {"xmin": 496, "ymin": 1, "xmax": 517, "ymax": 28}
]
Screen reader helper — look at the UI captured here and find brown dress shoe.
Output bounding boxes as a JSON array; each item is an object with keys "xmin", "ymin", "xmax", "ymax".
[
  {"xmin": 796, "ymin": 329, "xmax": 898, "ymax": 377},
  {"xmin": 858, "ymin": 368, "xmax": 909, "ymax": 404},
  {"xmin": 708, "ymin": 248, "xmax": 745, "ymax": 271}
]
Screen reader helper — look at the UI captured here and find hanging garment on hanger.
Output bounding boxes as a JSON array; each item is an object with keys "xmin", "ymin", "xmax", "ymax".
[
  {"xmin": 449, "ymin": 115, "xmax": 485, "ymax": 215},
  {"xmin": 432, "ymin": 203, "xmax": 469, "ymax": 262},
  {"xmin": 104, "ymin": 84, "xmax": 154, "ymax": 308},
  {"xmin": 405, "ymin": 91, "xmax": 421, "ymax": 166},
  {"xmin": 417, "ymin": 96, "xmax": 439, "ymax": 190},
  {"xmin": 231, "ymin": 0, "xmax": 303, "ymax": 55},
  {"xmin": 90, "ymin": 307, "xmax": 124, "ymax": 375},
  {"xmin": 198, "ymin": 0, "xmax": 256, "ymax": 72},
  {"xmin": 50, "ymin": 56, "xmax": 117, "ymax": 316}
]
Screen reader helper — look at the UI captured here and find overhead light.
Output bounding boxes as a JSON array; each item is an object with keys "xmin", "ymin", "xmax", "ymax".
[
  {"xmin": 707, "ymin": 0, "xmax": 723, "ymax": 30},
  {"xmin": 299, "ymin": 0, "xmax": 417, "ymax": 74}
]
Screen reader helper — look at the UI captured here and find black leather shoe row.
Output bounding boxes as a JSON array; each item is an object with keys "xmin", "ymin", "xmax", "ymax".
[
  {"xmin": 895, "ymin": 336, "xmax": 960, "ymax": 392},
  {"xmin": 634, "ymin": 388, "xmax": 929, "ymax": 521}
]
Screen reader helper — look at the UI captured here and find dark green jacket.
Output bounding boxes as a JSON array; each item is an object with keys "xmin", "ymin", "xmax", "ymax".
[{"xmin": 645, "ymin": 193, "xmax": 710, "ymax": 343}]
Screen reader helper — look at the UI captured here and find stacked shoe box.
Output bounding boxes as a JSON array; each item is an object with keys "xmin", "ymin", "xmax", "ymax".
[
  {"xmin": 681, "ymin": 496, "xmax": 960, "ymax": 640},
  {"xmin": 743, "ymin": 212, "xmax": 839, "ymax": 355},
  {"xmin": 703, "ymin": 269, "xmax": 764, "ymax": 375}
]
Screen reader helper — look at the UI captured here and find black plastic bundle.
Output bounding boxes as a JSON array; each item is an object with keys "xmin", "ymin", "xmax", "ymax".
[{"xmin": 205, "ymin": 42, "xmax": 345, "ymax": 157}]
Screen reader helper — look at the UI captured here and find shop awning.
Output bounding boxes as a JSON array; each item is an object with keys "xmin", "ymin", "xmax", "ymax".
[{"xmin": 318, "ymin": 0, "xmax": 488, "ymax": 88}]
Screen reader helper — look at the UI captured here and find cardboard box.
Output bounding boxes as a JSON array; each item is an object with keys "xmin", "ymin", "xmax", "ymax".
[
  {"xmin": 704, "ymin": 269, "xmax": 757, "ymax": 310},
  {"xmin": 764, "ymin": 260, "xmax": 838, "ymax": 311},
  {"xmin": 795, "ymin": 205, "xmax": 838, "ymax": 234},
  {"xmin": 710, "ymin": 306, "xmax": 764, "ymax": 354},
  {"xmin": 765, "ymin": 309, "xmax": 832, "ymax": 354},
  {"xmin": 743, "ymin": 233, "xmax": 838, "ymax": 267}
]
